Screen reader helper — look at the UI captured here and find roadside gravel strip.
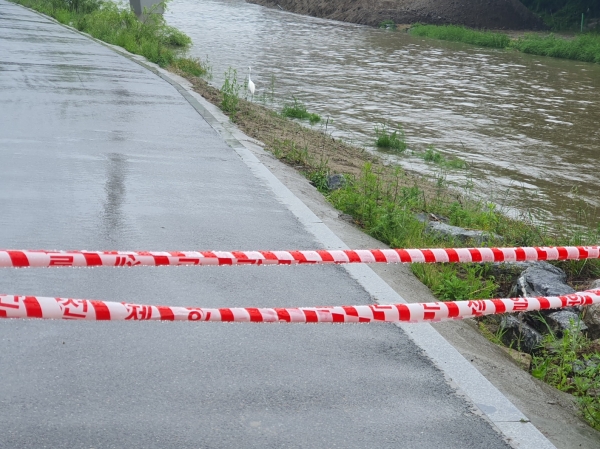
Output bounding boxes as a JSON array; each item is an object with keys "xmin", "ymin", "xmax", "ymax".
[{"xmin": 0, "ymin": 1, "xmax": 561, "ymax": 447}]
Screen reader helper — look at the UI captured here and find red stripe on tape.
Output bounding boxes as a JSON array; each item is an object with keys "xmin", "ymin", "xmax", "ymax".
[
  {"xmin": 219, "ymin": 308, "xmax": 234, "ymax": 321},
  {"xmin": 492, "ymin": 299, "xmax": 506, "ymax": 314},
  {"xmin": 421, "ymin": 250, "xmax": 436, "ymax": 263},
  {"xmin": 316, "ymin": 250, "xmax": 335, "ymax": 262},
  {"xmin": 491, "ymin": 248, "xmax": 504, "ymax": 262},
  {"xmin": 535, "ymin": 247, "xmax": 547, "ymax": 260},
  {"xmin": 342, "ymin": 306, "xmax": 359, "ymax": 317},
  {"xmin": 83, "ymin": 252, "xmax": 102, "ymax": 266},
  {"xmin": 23, "ymin": 296, "xmax": 42, "ymax": 318},
  {"xmin": 395, "ymin": 249, "xmax": 413, "ymax": 263},
  {"xmin": 469, "ymin": 249, "xmax": 482, "ymax": 263},
  {"xmin": 445, "ymin": 302, "xmax": 460, "ymax": 318},
  {"xmin": 303, "ymin": 310, "xmax": 318, "ymax": 322},
  {"xmin": 446, "ymin": 248, "xmax": 459, "ymax": 263},
  {"xmin": 395, "ymin": 304, "xmax": 411, "ymax": 321},
  {"xmin": 7, "ymin": 251, "xmax": 29, "ymax": 267},
  {"xmin": 289, "ymin": 251, "xmax": 308, "ymax": 263},
  {"xmin": 345, "ymin": 251, "xmax": 362, "ymax": 263},
  {"xmin": 157, "ymin": 306, "xmax": 175, "ymax": 321},
  {"xmin": 275, "ymin": 308, "xmax": 291, "ymax": 322},
  {"xmin": 153, "ymin": 256, "xmax": 170, "ymax": 266},
  {"xmin": 557, "ymin": 246, "xmax": 568, "ymax": 260},
  {"xmin": 370, "ymin": 250, "xmax": 388, "ymax": 263},
  {"xmin": 246, "ymin": 308, "xmax": 263, "ymax": 322},
  {"xmin": 91, "ymin": 300, "xmax": 111, "ymax": 320},
  {"xmin": 538, "ymin": 297, "xmax": 551, "ymax": 309}
]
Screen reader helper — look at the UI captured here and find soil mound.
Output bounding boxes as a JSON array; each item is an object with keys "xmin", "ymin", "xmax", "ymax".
[{"xmin": 248, "ymin": 0, "xmax": 545, "ymax": 30}]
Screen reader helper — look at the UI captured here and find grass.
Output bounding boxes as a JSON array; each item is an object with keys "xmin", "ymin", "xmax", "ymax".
[
  {"xmin": 511, "ymin": 33, "xmax": 600, "ymax": 63},
  {"xmin": 410, "ymin": 24, "xmax": 511, "ymax": 48},
  {"xmin": 374, "ymin": 124, "xmax": 407, "ymax": 153},
  {"xmin": 419, "ymin": 145, "xmax": 468, "ymax": 169},
  {"xmin": 282, "ymin": 97, "xmax": 321, "ymax": 124},
  {"xmin": 221, "ymin": 67, "xmax": 242, "ymax": 116},
  {"xmin": 531, "ymin": 322, "xmax": 600, "ymax": 430},
  {"xmin": 410, "ymin": 23, "xmax": 600, "ymax": 64},
  {"xmin": 11, "ymin": 0, "xmax": 209, "ymax": 76}
]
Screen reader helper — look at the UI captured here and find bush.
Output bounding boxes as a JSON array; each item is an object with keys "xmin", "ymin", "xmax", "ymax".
[
  {"xmin": 12, "ymin": 0, "xmax": 198, "ymax": 69},
  {"xmin": 374, "ymin": 124, "xmax": 407, "ymax": 153},
  {"xmin": 410, "ymin": 24, "xmax": 510, "ymax": 48},
  {"xmin": 282, "ymin": 97, "xmax": 321, "ymax": 124}
]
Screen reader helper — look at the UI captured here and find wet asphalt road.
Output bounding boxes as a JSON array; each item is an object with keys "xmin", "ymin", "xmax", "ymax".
[{"xmin": 0, "ymin": 2, "xmax": 511, "ymax": 448}]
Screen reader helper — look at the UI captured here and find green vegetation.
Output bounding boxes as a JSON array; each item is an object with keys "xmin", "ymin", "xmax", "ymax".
[
  {"xmin": 282, "ymin": 97, "xmax": 321, "ymax": 124},
  {"xmin": 420, "ymin": 145, "xmax": 468, "ymax": 169},
  {"xmin": 11, "ymin": 0, "xmax": 209, "ymax": 76},
  {"xmin": 221, "ymin": 67, "xmax": 242, "ymax": 115},
  {"xmin": 378, "ymin": 20, "xmax": 396, "ymax": 30},
  {"xmin": 512, "ymin": 33, "xmax": 600, "ymax": 63},
  {"xmin": 522, "ymin": 0, "xmax": 599, "ymax": 31},
  {"xmin": 312, "ymin": 161, "xmax": 600, "ymax": 302},
  {"xmin": 410, "ymin": 23, "xmax": 600, "ymax": 64},
  {"xmin": 532, "ymin": 322, "xmax": 600, "ymax": 429},
  {"xmin": 410, "ymin": 24, "xmax": 510, "ymax": 48},
  {"xmin": 374, "ymin": 124, "xmax": 407, "ymax": 153},
  {"xmin": 185, "ymin": 64, "xmax": 600, "ymax": 429}
]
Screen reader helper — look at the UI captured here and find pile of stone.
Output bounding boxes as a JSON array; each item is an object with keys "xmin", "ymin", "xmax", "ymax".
[
  {"xmin": 495, "ymin": 262, "xmax": 600, "ymax": 354},
  {"xmin": 324, "ymin": 186, "xmax": 600, "ymax": 359}
]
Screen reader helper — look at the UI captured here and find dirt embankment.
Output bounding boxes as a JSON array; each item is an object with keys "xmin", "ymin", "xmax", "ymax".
[{"xmin": 247, "ymin": 0, "xmax": 545, "ymax": 30}]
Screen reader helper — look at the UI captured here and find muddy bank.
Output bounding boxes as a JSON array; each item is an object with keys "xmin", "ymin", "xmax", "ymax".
[{"xmin": 248, "ymin": 0, "xmax": 545, "ymax": 30}]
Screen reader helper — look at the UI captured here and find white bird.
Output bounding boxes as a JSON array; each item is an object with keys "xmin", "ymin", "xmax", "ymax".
[{"xmin": 247, "ymin": 66, "xmax": 255, "ymax": 100}]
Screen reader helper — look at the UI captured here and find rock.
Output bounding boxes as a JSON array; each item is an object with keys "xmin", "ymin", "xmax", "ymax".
[
  {"xmin": 509, "ymin": 263, "xmax": 584, "ymax": 335},
  {"xmin": 425, "ymin": 221, "xmax": 501, "ymax": 244},
  {"xmin": 414, "ymin": 212, "xmax": 449, "ymax": 224},
  {"xmin": 500, "ymin": 315, "xmax": 543, "ymax": 354},
  {"xmin": 491, "ymin": 261, "xmax": 537, "ymax": 278},
  {"xmin": 509, "ymin": 262, "xmax": 575, "ymax": 298},
  {"xmin": 545, "ymin": 310, "xmax": 587, "ymax": 335},
  {"xmin": 583, "ymin": 303, "xmax": 600, "ymax": 340},
  {"xmin": 414, "ymin": 212, "xmax": 428, "ymax": 223},
  {"xmin": 326, "ymin": 174, "xmax": 346, "ymax": 191},
  {"xmin": 338, "ymin": 213, "xmax": 354, "ymax": 224},
  {"xmin": 588, "ymin": 279, "xmax": 600, "ymax": 291}
]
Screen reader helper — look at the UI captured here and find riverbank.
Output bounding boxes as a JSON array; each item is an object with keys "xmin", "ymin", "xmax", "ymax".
[
  {"xmin": 247, "ymin": 0, "xmax": 545, "ymax": 30},
  {"xmin": 410, "ymin": 24, "xmax": 600, "ymax": 64},
  {"xmin": 175, "ymin": 69, "xmax": 600, "ymax": 433}
]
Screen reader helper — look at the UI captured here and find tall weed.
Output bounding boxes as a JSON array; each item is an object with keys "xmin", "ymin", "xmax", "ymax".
[{"xmin": 11, "ymin": 0, "xmax": 209, "ymax": 75}]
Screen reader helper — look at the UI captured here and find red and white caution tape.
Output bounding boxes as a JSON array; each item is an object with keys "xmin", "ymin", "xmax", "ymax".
[
  {"xmin": 0, "ymin": 246, "xmax": 598, "ymax": 268},
  {"xmin": 1, "ymin": 290, "xmax": 598, "ymax": 322}
]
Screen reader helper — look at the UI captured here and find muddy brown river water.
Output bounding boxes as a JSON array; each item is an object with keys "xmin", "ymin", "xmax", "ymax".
[{"xmin": 166, "ymin": 0, "xmax": 600, "ymax": 227}]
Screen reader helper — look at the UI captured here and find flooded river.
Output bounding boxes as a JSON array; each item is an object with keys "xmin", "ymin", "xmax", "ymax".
[{"xmin": 166, "ymin": 0, "xmax": 600, "ymax": 226}]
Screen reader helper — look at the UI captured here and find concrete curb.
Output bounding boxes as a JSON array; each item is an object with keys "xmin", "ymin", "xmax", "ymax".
[{"xmin": 13, "ymin": 5, "xmax": 556, "ymax": 447}]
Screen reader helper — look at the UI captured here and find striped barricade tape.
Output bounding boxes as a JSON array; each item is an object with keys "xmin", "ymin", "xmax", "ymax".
[
  {"xmin": 1, "ymin": 290, "xmax": 598, "ymax": 322},
  {"xmin": 0, "ymin": 245, "xmax": 598, "ymax": 268}
]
